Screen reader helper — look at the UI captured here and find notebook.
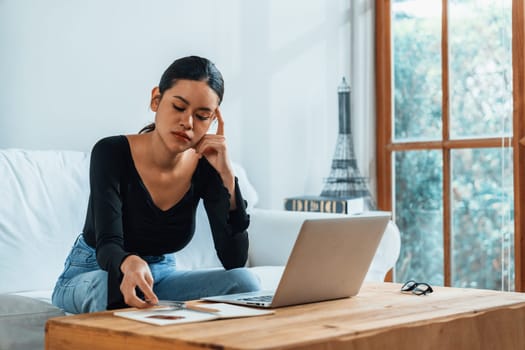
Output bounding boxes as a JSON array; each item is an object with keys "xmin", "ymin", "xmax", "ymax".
[{"xmin": 202, "ymin": 211, "xmax": 391, "ymax": 308}]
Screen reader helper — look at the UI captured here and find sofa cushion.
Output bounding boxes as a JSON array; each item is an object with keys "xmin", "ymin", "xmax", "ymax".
[
  {"xmin": 0, "ymin": 150, "xmax": 90, "ymax": 293},
  {"xmin": 249, "ymin": 266, "xmax": 285, "ymax": 290},
  {"xmin": 0, "ymin": 149, "xmax": 260, "ymax": 293},
  {"xmin": 247, "ymin": 208, "xmax": 401, "ymax": 282},
  {"xmin": 0, "ymin": 294, "xmax": 65, "ymax": 350}
]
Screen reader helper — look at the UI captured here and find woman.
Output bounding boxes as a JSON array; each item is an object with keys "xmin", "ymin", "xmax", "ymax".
[{"xmin": 52, "ymin": 56, "xmax": 261, "ymax": 313}]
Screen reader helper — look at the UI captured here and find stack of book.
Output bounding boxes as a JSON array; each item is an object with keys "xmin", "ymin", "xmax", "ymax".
[{"xmin": 284, "ymin": 196, "xmax": 365, "ymax": 214}]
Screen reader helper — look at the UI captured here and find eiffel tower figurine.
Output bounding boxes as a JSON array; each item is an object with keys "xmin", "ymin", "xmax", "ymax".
[
  {"xmin": 284, "ymin": 77, "xmax": 375, "ymax": 213},
  {"xmin": 320, "ymin": 77, "xmax": 375, "ymax": 209}
]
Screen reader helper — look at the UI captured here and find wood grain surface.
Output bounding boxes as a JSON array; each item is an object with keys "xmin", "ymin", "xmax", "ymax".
[{"xmin": 45, "ymin": 282, "xmax": 525, "ymax": 350}]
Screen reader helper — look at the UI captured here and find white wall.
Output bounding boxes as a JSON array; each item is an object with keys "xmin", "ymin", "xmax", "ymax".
[
  {"xmin": 0, "ymin": 0, "xmax": 358, "ymax": 210},
  {"xmin": 351, "ymin": 0, "xmax": 376, "ymax": 201}
]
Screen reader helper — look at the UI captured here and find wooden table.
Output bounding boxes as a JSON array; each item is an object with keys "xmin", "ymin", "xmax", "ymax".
[{"xmin": 46, "ymin": 282, "xmax": 525, "ymax": 350}]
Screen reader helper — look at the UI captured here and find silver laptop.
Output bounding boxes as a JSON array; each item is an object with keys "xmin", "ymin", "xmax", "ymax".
[{"xmin": 202, "ymin": 212, "xmax": 391, "ymax": 308}]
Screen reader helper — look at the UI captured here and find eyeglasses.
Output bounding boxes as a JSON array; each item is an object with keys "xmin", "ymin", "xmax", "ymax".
[{"xmin": 401, "ymin": 280, "xmax": 433, "ymax": 295}]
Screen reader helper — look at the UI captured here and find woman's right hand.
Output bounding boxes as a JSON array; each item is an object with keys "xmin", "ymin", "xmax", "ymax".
[{"xmin": 119, "ymin": 255, "xmax": 159, "ymax": 308}]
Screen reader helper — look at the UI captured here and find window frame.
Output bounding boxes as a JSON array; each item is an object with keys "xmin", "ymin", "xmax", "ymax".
[{"xmin": 375, "ymin": 0, "xmax": 525, "ymax": 290}]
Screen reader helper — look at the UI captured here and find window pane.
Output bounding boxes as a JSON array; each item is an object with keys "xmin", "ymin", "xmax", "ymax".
[
  {"xmin": 449, "ymin": 0, "xmax": 512, "ymax": 138},
  {"xmin": 451, "ymin": 148, "xmax": 514, "ymax": 291},
  {"xmin": 392, "ymin": 0, "xmax": 442, "ymax": 141},
  {"xmin": 394, "ymin": 150, "xmax": 444, "ymax": 285}
]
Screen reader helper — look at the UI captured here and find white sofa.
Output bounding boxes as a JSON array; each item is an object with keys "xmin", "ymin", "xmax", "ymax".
[{"xmin": 0, "ymin": 149, "xmax": 400, "ymax": 350}]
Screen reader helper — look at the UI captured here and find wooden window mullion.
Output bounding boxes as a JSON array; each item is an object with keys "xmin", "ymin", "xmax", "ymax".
[
  {"xmin": 512, "ymin": 0, "xmax": 525, "ymax": 292},
  {"xmin": 442, "ymin": 0, "xmax": 451, "ymax": 287},
  {"xmin": 375, "ymin": 0, "xmax": 392, "ymax": 212}
]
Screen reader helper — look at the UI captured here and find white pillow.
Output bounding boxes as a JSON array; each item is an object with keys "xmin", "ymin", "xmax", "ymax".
[{"xmin": 0, "ymin": 150, "xmax": 90, "ymax": 294}]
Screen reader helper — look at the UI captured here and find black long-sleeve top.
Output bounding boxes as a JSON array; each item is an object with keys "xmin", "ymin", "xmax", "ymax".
[{"xmin": 81, "ymin": 136, "xmax": 250, "ymax": 309}]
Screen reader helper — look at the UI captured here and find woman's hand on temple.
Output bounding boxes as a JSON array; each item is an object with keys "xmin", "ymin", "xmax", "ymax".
[
  {"xmin": 194, "ymin": 108, "xmax": 231, "ymax": 174},
  {"xmin": 194, "ymin": 108, "xmax": 236, "ymax": 209},
  {"xmin": 119, "ymin": 255, "xmax": 158, "ymax": 308}
]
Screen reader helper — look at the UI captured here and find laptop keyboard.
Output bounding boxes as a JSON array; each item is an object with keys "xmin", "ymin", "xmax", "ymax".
[{"xmin": 239, "ymin": 295, "xmax": 273, "ymax": 302}]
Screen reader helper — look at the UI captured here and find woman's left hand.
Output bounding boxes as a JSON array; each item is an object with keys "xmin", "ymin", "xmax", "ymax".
[
  {"xmin": 194, "ymin": 108, "xmax": 231, "ymax": 174},
  {"xmin": 194, "ymin": 108, "xmax": 237, "ymax": 209}
]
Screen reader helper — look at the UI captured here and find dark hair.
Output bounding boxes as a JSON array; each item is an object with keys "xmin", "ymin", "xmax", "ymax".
[{"xmin": 139, "ymin": 56, "xmax": 224, "ymax": 133}]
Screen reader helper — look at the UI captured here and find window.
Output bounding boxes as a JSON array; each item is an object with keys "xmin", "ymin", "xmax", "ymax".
[{"xmin": 375, "ymin": 0, "xmax": 525, "ymax": 290}]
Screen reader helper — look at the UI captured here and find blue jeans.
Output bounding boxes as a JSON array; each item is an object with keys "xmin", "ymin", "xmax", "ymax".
[{"xmin": 52, "ymin": 235, "xmax": 261, "ymax": 313}]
